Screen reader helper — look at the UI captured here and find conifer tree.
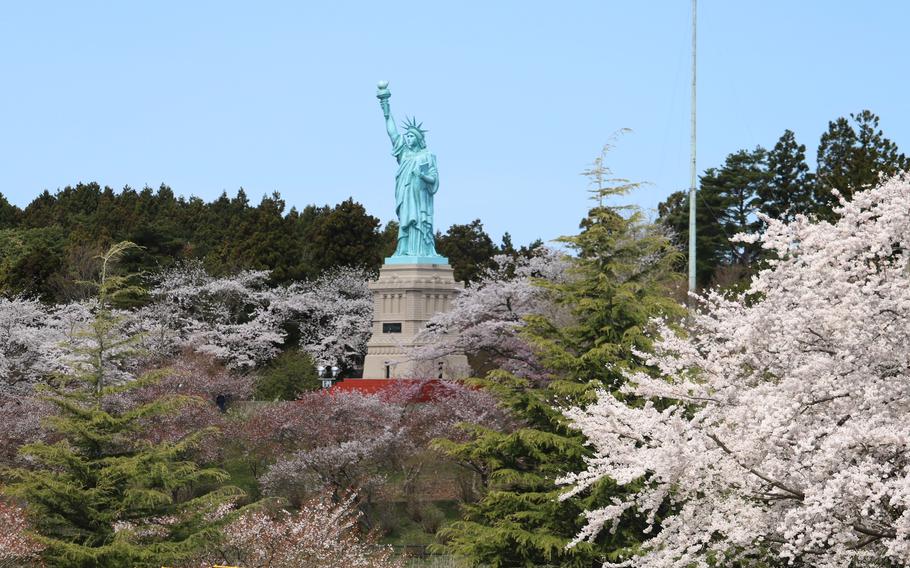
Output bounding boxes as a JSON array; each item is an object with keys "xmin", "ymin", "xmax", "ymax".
[
  {"xmin": 3, "ymin": 242, "xmax": 243, "ymax": 568},
  {"xmin": 815, "ymin": 110, "xmax": 909, "ymax": 219},
  {"xmin": 699, "ymin": 147, "xmax": 770, "ymax": 287},
  {"xmin": 299, "ymin": 198, "xmax": 385, "ymax": 278},
  {"xmin": 657, "ymin": 187, "xmax": 725, "ymax": 289},
  {"xmin": 436, "ymin": 149, "xmax": 684, "ymax": 567},
  {"xmin": 658, "ymin": 147, "xmax": 768, "ymax": 289},
  {"xmin": 0, "ymin": 192, "xmax": 21, "ymax": 230},
  {"xmin": 759, "ymin": 129, "xmax": 815, "ymax": 224},
  {"xmin": 436, "ymin": 219, "xmax": 499, "ymax": 285}
]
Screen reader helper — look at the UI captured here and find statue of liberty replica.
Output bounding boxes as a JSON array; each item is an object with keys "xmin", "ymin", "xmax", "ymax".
[
  {"xmin": 361, "ymin": 82, "xmax": 468, "ymax": 379},
  {"xmin": 376, "ymin": 81, "xmax": 446, "ymax": 261}
]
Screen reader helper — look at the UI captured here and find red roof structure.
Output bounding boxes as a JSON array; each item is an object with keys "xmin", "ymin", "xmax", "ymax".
[{"xmin": 327, "ymin": 378, "xmax": 455, "ymax": 402}]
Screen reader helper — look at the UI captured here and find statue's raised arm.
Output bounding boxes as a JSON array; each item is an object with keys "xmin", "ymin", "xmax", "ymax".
[{"xmin": 376, "ymin": 81, "xmax": 399, "ymax": 146}]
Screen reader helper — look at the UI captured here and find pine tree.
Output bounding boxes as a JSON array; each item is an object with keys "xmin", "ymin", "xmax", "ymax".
[
  {"xmin": 3, "ymin": 242, "xmax": 243, "ymax": 568},
  {"xmin": 815, "ymin": 110, "xmax": 909, "ymax": 219},
  {"xmin": 436, "ymin": 150, "xmax": 684, "ymax": 567},
  {"xmin": 699, "ymin": 147, "xmax": 769, "ymax": 287},
  {"xmin": 659, "ymin": 147, "xmax": 769, "ymax": 290},
  {"xmin": 759, "ymin": 129, "xmax": 815, "ymax": 224}
]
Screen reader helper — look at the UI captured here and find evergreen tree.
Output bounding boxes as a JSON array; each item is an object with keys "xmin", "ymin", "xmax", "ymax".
[
  {"xmin": 659, "ymin": 148, "xmax": 768, "ymax": 289},
  {"xmin": 125, "ymin": 185, "xmax": 188, "ymax": 275},
  {"xmin": 194, "ymin": 190, "xmax": 235, "ymax": 266},
  {"xmin": 0, "ymin": 192, "xmax": 21, "ymax": 229},
  {"xmin": 21, "ymin": 190, "xmax": 58, "ymax": 229},
  {"xmin": 299, "ymin": 198, "xmax": 385, "ymax": 278},
  {"xmin": 208, "ymin": 188, "xmax": 256, "ymax": 274},
  {"xmin": 252, "ymin": 349, "xmax": 320, "ymax": 401},
  {"xmin": 0, "ymin": 226, "xmax": 67, "ymax": 301},
  {"xmin": 815, "ymin": 110, "xmax": 909, "ymax": 219},
  {"xmin": 436, "ymin": 219, "xmax": 499, "ymax": 285},
  {"xmin": 379, "ymin": 220, "xmax": 399, "ymax": 259},
  {"xmin": 3, "ymin": 242, "xmax": 243, "ymax": 568},
  {"xmin": 759, "ymin": 129, "xmax": 815, "ymax": 224},
  {"xmin": 228, "ymin": 192, "xmax": 304, "ymax": 284},
  {"xmin": 498, "ymin": 232, "xmax": 544, "ymax": 263},
  {"xmin": 436, "ymin": 156, "xmax": 684, "ymax": 567},
  {"xmin": 700, "ymin": 147, "xmax": 769, "ymax": 273},
  {"xmin": 656, "ymin": 185, "xmax": 726, "ymax": 289}
]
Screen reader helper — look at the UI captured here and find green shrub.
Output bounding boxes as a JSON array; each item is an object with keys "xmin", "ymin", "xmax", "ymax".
[
  {"xmin": 418, "ymin": 503, "xmax": 446, "ymax": 534},
  {"xmin": 253, "ymin": 349, "xmax": 320, "ymax": 401}
]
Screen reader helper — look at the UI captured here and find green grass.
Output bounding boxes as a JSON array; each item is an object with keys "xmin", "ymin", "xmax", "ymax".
[{"xmin": 221, "ymin": 453, "xmax": 261, "ymax": 500}]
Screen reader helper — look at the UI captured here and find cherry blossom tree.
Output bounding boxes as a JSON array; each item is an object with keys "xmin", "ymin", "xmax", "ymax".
[
  {"xmin": 0, "ymin": 395, "xmax": 51, "ymax": 468},
  {"xmin": 0, "ymin": 500, "xmax": 44, "ymax": 568},
  {"xmin": 258, "ymin": 391, "xmax": 405, "ymax": 504},
  {"xmin": 0, "ymin": 297, "xmax": 93, "ymax": 394},
  {"xmin": 141, "ymin": 262, "xmax": 285, "ymax": 369},
  {"xmin": 561, "ymin": 175, "xmax": 910, "ymax": 567},
  {"xmin": 414, "ymin": 248, "xmax": 571, "ymax": 382},
  {"xmin": 141, "ymin": 262, "xmax": 373, "ymax": 372},
  {"xmin": 257, "ymin": 383, "xmax": 511, "ymax": 507},
  {"xmin": 123, "ymin": 351, "xmax": 254, "ymax": 464},
  {"xmin": 191, "ymin": 496, "xmax": 402, "ymax": 568},
  {"xmin": 274, "ymin": 266, "xmax": 373, "ymax": 370},
  {"xmin": 0, "ymin": 297, "xmax": 56, "ymax": 392}
]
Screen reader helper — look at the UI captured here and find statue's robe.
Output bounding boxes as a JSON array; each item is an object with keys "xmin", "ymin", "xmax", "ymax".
[{"xmin": 391, "ymin": 136, "xmax": 439, "ymax": 256}]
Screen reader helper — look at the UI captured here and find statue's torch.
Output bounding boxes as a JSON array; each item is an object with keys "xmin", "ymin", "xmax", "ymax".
[{"xmin": 377, "ymin": 80, "xmax": 391, "ymax": 118}]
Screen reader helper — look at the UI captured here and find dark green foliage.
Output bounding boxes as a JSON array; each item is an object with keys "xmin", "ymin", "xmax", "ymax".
[
  {"xmin": 436, "ymin": 156, "xmax": 683, "ymax": 567},
  {"xmin": 1, "ymin": 181, "xmax": 541, "ymax": 301},
  {"xmin": 657, "ymin": 183, "xmax": 730, "ymax": 289},
  {"xmin": 2, "ymin": 243, "xmax": 243, "ymax": 568},
  {"xmin": 380, "ymin": 220, "xmax": 400, "ymax": 259},
  {"xmin": 253, "ymin": 349, "xmax": 320, "ymax": 401},
  {"xmin": 698, "ymin": 147, "xmax": 769, "ymax": 287},
  {"xmin": 500, "ymin": 232, "xmax": 545, "ymax": 262},
  {"xmin": 436, "ymin": 219, "xmax": 499, "ymax": 285},
  {"xmin": 0, "ymin": 226, "xmax": 67, "ymax": 301},
  {"xmin": 0, "ymin": 192, "xmax": 21, "ymax": 229},
  {"xmin": 659, "ymin": 111, "xmax": 908, "ymax": 290},
  {"xmin": 815, "ymin": 110, "xmax": 909, "ymax": 219},
  {"xmin": 299, "ymin": 198, "xmax": 386, "ymax": 278},
  {"xmin": 436, "ymin": 374, "xmax": 653, "ymax": 568},
  {"xmin": 760, "ymin": 130, "xmax": 815, "ymax": 224},
  {"xmin": 218, "ymin": 192, "xmax": 305, "ymax": 283}
]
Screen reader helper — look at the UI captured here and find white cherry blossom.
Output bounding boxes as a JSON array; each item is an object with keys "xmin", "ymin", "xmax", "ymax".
[{"xmin": 562, "ymin": 175, "xmax": 910, "ymax": 567}]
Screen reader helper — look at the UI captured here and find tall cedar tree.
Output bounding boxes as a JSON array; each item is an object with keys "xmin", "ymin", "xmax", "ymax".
[
  {"xmin": 656, "ymin": 147, "xmax": 768, "ymax": 291},
  {"xmin": 298, "ymin": 198, "xmax": 386, "ymax": 279},
  {"xmin": 435, "ymin": 151, "xmax": 684, "ymax": 567},
  {"xmin": 698, "ymin": 147, "xmax": 770, "ymax": 288},
  {"xmin": 3, "ymin": 242, "xmax": 244, "ymax": 568},
  {"xmin": 0, "ymin": 226, "xmax": 67, "ymax": 302},
  {"xmin": 0, "ymin": 193, "xmax": 21, "ymax": 229},
  {"xmin": 758, "ymin": 129, "xmax": 815, "ymax": 225},
  {"xmin": 815, "ymin": 110, "xmax": 909, "ymax": 219}
]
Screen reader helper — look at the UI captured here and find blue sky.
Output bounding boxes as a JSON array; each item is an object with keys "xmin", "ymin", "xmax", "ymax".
[{"xmin": 1, "ymin": 1, "xmax": 907, "ymax": 248}]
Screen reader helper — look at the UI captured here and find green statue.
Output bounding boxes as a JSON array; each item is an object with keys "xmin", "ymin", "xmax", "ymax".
[{"xmin": 377, "ymin": 81, "xmax": 446, "ymax": 262}]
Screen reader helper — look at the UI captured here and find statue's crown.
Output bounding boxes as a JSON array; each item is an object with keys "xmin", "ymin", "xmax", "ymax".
[{"xmin": 402, "ymin": 116, "xmax": 427, "ymax": 136}]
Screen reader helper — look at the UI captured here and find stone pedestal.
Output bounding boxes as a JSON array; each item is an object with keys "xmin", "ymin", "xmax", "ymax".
[{"xmin": 362, "ymin": 262, "xmax": 469, "ymax": 379}]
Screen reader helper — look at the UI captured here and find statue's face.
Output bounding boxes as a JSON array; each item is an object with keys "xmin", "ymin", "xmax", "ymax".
[{"xmin": 404, "ymin": 131, "xmax": 418, "ymax": 149}]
